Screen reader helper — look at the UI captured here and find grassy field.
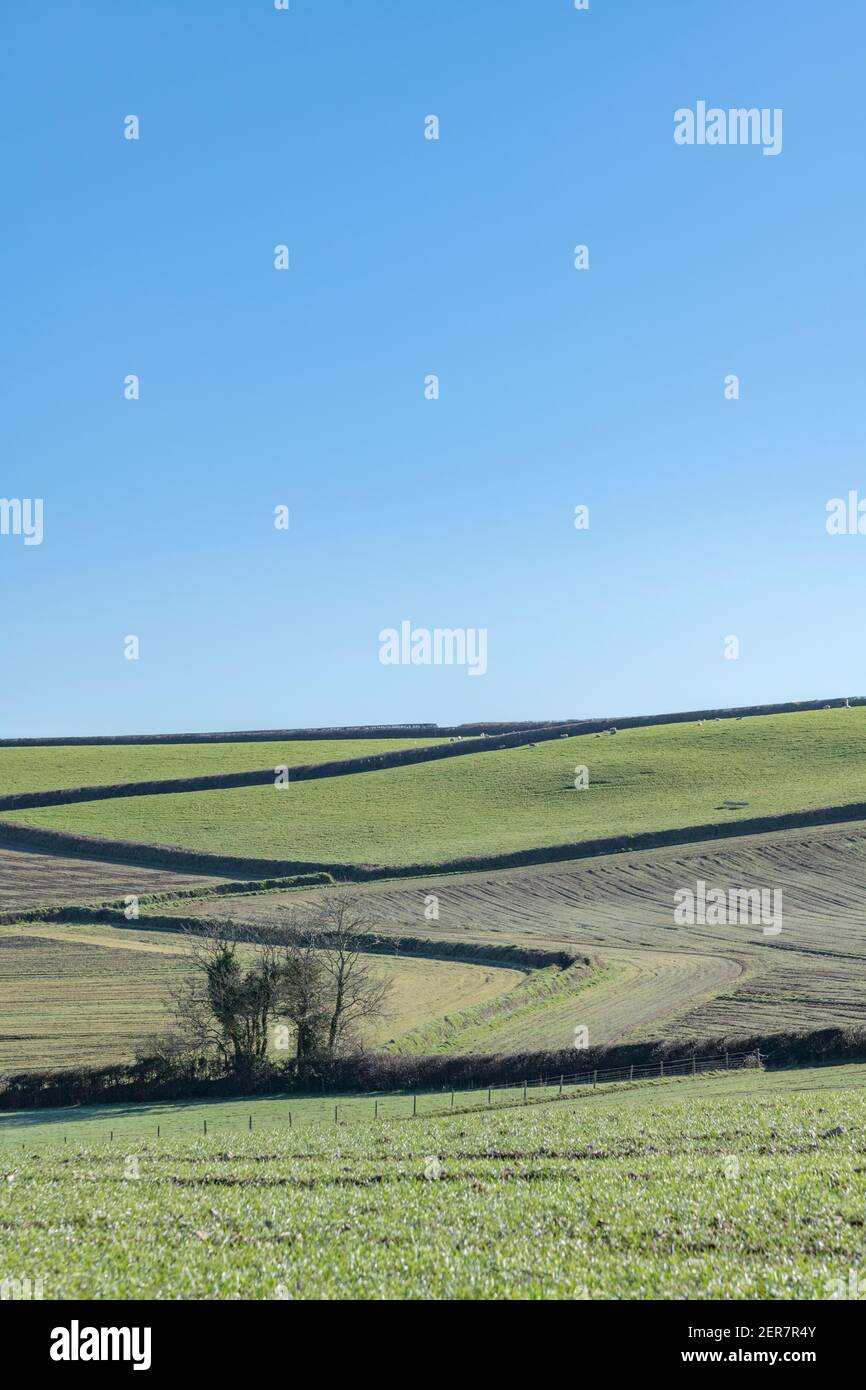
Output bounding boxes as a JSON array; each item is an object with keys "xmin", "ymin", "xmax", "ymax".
[
  {"xmin": 0, "ymin": 737, "xmax": 446, "ymax": 795},
  {"xmin": 0, "ymin": 922, "xmax": 524, "ymax": 1069},
  {"xmin": 2, "ymin": 1063, "xmax": 865, "ymax": 1298},
  {"xmin": 6, "ymin": 709, "xmax": 866, "ymax": 866}
]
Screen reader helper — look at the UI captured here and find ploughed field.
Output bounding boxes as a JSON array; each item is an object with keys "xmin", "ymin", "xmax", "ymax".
[
  {"xmin": 6, "ymin": 813, "xmax": 865, "ymax": 1067},
  {"xmin": 185, "ymin": 819, "xmax": 866, "ymax": 1046},
  {"xmin": 0, "ymin": 847, "xmax": 227, "ymax": 912},
  {"xmin": 2, "ymin": 1064, "xmax": 865, "ymax": 1299},
  {"xmin": 4, "ymin": 710, "xmax": 865, "ymax": 867}
]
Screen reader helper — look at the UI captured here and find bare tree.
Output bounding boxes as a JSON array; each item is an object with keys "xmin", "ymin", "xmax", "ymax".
[
  {"xmin": 280, "ymin": 891, "xmax": 393, "ymax": 1054},
  {"xmin": 277, "ymin": 934, "xmax": 331, "ymax": 1063}
]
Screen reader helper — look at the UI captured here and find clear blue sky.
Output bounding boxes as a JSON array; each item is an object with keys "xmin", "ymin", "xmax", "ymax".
[{"xmin": 2, "ymin": 1, "xmax": 864, "ymax": 737}]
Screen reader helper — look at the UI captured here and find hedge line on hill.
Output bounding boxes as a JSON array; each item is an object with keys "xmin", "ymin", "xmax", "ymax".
[
  {"xmin": 3, "ymin": 1026, "xmax": 865, "ymax": 1112},
  {"xmin": 0, "ymin": 878, "xmax": 333, "ymax": 926},
  {"xmin": 1, "ymin": 903, "xmax": 582, "ymax": 973},
  {"xmin": 0, "ymin": 721, "xmax": 555, "ymax": 748}
]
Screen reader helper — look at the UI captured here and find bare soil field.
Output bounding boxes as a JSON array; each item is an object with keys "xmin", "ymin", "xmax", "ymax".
[
  {"xmin": 0, "ymin": 846, "xmax": 226, "ymax": 912},
  {"xmin": 173, "ymin": 820, "xmax": 866, "ymax": 1047}
]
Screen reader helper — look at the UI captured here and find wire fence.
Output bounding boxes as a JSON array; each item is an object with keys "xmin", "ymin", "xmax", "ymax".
[
  {"xmin": 0, "ymin": 1050, "xmax": 766, "ymax": 1148},
  {"xmin": 387, "ymin": 1048, "xmax": 767, "ymax": 1119},
  {"xmin": 486, "ymin": 1047, "xmax": 767, "ymax": 1099}
]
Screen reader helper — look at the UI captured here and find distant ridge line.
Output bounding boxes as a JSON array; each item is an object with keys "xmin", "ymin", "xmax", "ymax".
[
  {"xmin": 0, "ymin": 721, "xmax": 554, "ymax": 748},
  {"xmin": 0, "ymin": 696, "xmax": 862, "ymax": 748}
]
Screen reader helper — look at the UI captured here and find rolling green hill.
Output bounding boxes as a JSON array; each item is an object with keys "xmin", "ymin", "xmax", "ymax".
[{"xmin": 6, "ymin": 708, "xmax": 866, "ymax": 867}]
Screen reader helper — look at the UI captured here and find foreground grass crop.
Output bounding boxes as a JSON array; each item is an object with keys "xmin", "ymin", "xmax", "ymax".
[{"xmin": 2, "ymin": 1066, "xmax": 865, "ymax": 1299}]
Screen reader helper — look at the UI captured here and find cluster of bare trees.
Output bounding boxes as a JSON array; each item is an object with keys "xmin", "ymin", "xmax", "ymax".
[{"xmin": 158, "ymin": 893, "xmax": 392, "ymax": 1081}]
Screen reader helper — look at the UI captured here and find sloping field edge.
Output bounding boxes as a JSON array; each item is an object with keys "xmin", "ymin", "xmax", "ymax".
[{"xmin": 4, "ymin": 797, "xmax": 866, "ymax": 881}]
